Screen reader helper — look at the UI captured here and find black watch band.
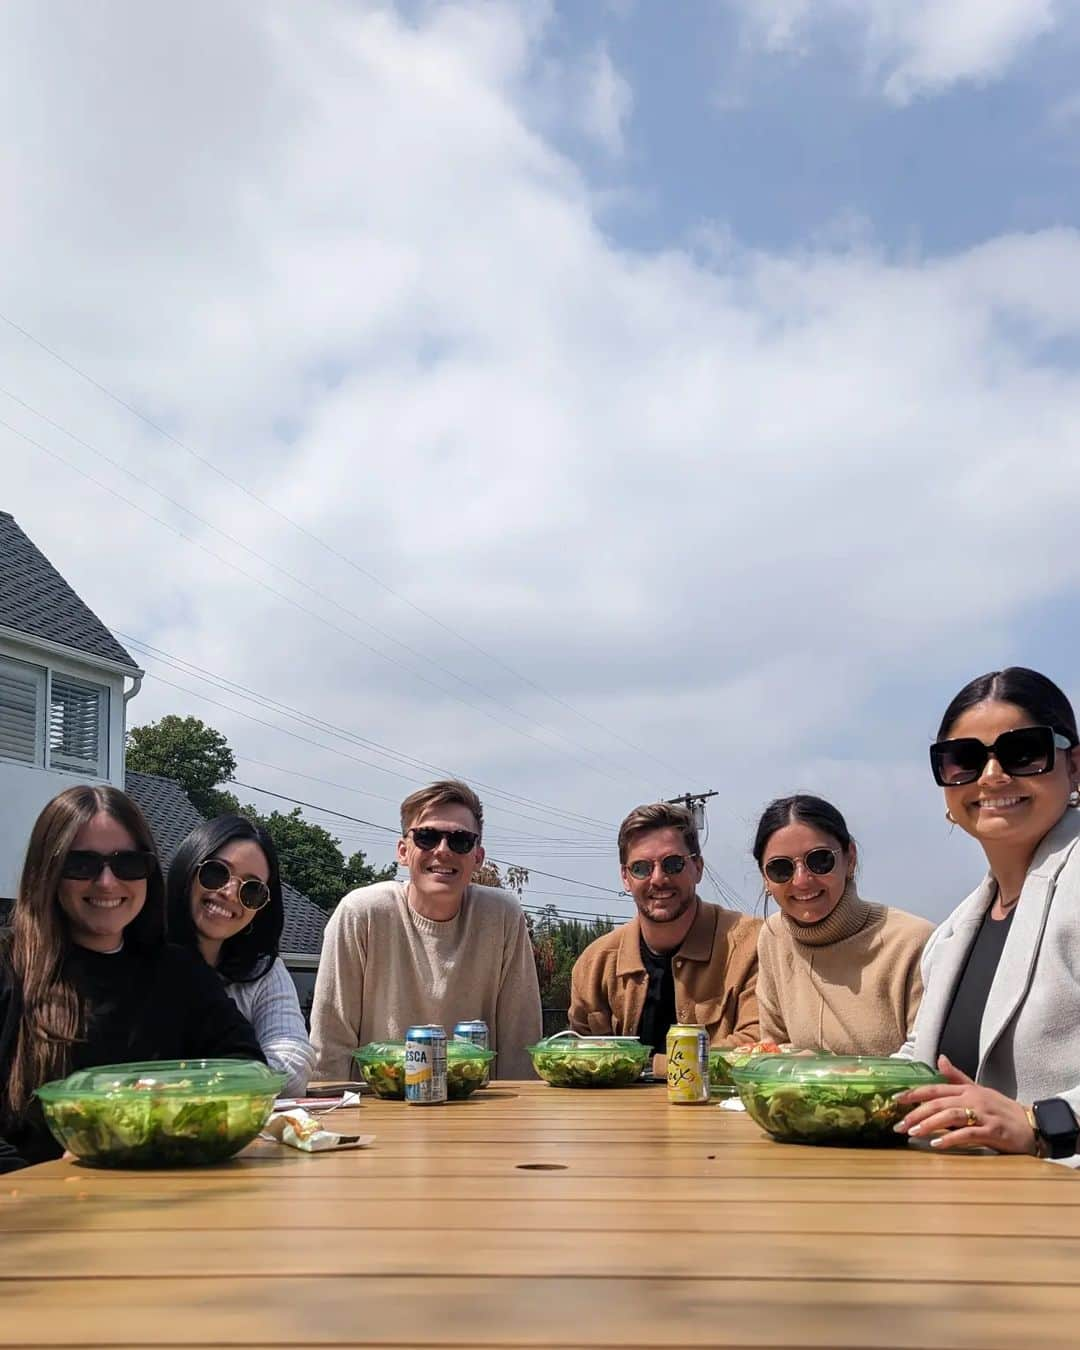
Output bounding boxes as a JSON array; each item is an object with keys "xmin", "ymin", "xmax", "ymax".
[{"xmin": 1032, "ymin": 1098, "xmax": 1080, "ymax": 1160}]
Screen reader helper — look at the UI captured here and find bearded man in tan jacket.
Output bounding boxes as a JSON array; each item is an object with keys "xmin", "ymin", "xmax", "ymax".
[{"xmin": 569, "ymin": 803, "xmax": 761, "ymax": 1058}]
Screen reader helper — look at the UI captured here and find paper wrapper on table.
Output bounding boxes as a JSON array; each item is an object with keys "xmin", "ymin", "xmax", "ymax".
[{"xmin": 262, "ymin": 1109, "xmax": 375, "ymax": 1152}]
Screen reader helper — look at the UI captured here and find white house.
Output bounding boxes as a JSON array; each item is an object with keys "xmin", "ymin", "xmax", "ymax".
[
  {"xmin": 0, "ymin": 511, "xmax": 328, "ymax": 1011},
  {"xmin": 0, "ymin": 511, "xmax": 143, "ymax": 899}
]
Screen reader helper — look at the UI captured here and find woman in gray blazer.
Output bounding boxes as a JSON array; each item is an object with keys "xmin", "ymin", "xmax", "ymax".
[{"xmin": 895, "ymin": 667, "xmax": 1080, "ymax": 1158}]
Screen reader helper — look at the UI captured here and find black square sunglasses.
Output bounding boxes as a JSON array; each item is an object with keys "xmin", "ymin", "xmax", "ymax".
[
  {"xmin": 407, "ymin": 827, "xmax": 480, "ymax": 854},
  {"xmin": 930, "ymin": 725, "xmax": 1074, "ymax": 787},
  {"xmin": 61, "ymin": 850, "xmax": 157, "ymax": 882}
]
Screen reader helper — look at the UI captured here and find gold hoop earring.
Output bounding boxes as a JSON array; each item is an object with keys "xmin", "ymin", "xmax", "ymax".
[{"xmin": 945, "ymin": 809, "xmax": 956, "ymax": 824}]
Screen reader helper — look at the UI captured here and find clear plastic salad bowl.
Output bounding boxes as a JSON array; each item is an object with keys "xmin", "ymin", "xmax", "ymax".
[
  {"xmin": 730, "ymin": 1053, "xmax": 944, "ymax": 1146},
  {"xmin": 36, "ymin": 1059, "xmax": 285, "ymax": 1168},
  {"xmin": 353, "ymin": 1040, "xmax": 495, "ymax": 1099},
  {"xmin": 527, "ymin": 1032, "xmax": 650, "ymax": 1088}
]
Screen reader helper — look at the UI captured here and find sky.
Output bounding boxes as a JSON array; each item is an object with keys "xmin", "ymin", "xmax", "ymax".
[{"xmin": 4, "ymin": 0, "xmax": 1080, "ymax": 925}]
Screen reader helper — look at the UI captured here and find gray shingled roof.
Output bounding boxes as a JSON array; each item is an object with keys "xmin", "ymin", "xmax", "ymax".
[
  {"xmin": 0, "ymin": 512, "xmax": 139, "ymax": 669},
  {"xmin": 125, "ymin": 770, "xmax": 327, "ymax": 957}
]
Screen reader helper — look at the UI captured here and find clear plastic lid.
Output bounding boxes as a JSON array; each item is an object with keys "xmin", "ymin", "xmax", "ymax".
[
  {"xmin": 527, "ymin": 1031, "xmax": 650, "ymax": 1058},
  {"xmin": 353, "ymin": 1040, "xmax": 494, "ymax": 1065},
  {"xmin": 728, "ymin": 1053, "xmax": 943, "ymax": 1088},
  {"xmin": 36, "ymin": 1058, "xmax": 284, "ymax": 1102}
]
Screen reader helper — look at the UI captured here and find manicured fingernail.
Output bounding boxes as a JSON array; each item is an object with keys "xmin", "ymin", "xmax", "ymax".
[
  {"xmin": 930, "ymin": 1136, "xmax": 943, "ymax": 1147},
  {"xmin": 908, "ymin": 1124, "xmax": 922, "ymax": 1137},
  {"xmin": 893, "ymin": 1122, "xmax": 907, "ymax": 1133}
]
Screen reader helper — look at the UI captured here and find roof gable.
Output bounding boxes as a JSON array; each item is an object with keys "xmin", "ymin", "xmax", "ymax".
[{"xmin": 0, "ymin": 512, "xmax": 138, "ymax": 669}]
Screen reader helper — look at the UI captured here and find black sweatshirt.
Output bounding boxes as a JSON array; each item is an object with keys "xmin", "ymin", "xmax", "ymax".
[{"xmin": 0, "ymin": 942, "xmax": 265, "ymax": 1169}]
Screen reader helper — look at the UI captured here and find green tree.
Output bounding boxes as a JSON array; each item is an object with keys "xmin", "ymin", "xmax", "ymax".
[
  {"xmin": 126, "ymin": 714, "xmax": 394, "ymax": 911},
  {"xmin": 531, "ymin": 905, "xmax": 615, "ymax": 1011},
  {"xmin": 253, "ymin": 808, "xmax": 395, "ymax": 913},
  {"xmin": 126, "ymin": 715, "xmax": 239, "ymax": 817}
]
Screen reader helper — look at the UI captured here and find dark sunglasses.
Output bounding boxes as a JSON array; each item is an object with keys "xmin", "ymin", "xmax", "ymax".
[
  {"xmin": 930, "ymin": 725, "xmax": 1073, "ymax": 787},
  {"xmin": 407, "ymin": 827, "xmax": 480, "ymax": 854},
  {"xmin": 196, "ymin": 859, "xmax": 271, "ymax": 912},
  {"xmin": 763, "ymin": 847, "xmax": 838, "ymax": 885},
  {"xmin": 625, "ymin": 853, "xmax": 698, "ymax": 880},
  {"xmin": 61, "ymin": 849, "xmax": 156, "ymax": 882}
]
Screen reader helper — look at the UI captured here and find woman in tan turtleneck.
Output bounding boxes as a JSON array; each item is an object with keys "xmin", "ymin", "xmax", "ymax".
[{"xmin": 753, "ymin": 794, "xmax": 933, "ymax": 1056}]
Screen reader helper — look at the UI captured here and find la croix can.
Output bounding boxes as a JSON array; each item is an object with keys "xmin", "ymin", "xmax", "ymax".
[
  {"xmin": 405, "ymin": 1024, "xmax": 448, "ymax": 1105},
  {"xmin": 453, "ymin": 1020, "xmax": 490, "ymax": 1088},
  {"xmin": 666, "ymin": 1024, "xmax": 710, "ymax": 1104}
]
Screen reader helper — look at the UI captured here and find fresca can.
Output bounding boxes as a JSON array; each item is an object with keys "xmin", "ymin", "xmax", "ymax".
[
  {"xmin": 453, "ymin": 1020, "xmax": 490, "ymax": 1088},
  {"xmin": 666, "ymin": 1024, "xmax": 710, "ymax": 1105},
  {"xmin": 405, "ymin": 1024, "xmax": 448, "ymax": 1105}
]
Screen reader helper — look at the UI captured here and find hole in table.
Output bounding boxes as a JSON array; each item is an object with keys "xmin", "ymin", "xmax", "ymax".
[{"xmin": 516, "ymin": 1163, "xmax": 568, "ymax": 1171}]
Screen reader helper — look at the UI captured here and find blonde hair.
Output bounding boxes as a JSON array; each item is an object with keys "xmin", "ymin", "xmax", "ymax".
[{"xmin": 399, "ymin": 780, "xmax": 483, "ymax": 836}]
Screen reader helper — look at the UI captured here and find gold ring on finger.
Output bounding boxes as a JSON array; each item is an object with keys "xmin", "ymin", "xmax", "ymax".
[{"xmin": 964, "ymin": 1106, "xmax": 978, "ymax": 1128}]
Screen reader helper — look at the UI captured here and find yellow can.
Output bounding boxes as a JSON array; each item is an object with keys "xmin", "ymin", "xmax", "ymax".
[{"xmin": 666, "ymin": 1024, "xmax": 710, "ymax": 1104}]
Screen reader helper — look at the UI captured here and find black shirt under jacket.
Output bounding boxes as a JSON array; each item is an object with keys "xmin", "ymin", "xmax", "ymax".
[
  {"xmin": 637, "ymin": 935, "xmax": 678, "ymax": 1057},
  {"xmin": 937, "ymin": 904, "xmax": 1015, "ymax": 1080}
]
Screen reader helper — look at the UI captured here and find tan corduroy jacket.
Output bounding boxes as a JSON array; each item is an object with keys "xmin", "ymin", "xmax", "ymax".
[{"xmin": 568, "ymin": 899, "xmax": 762, "ymax": 1048}]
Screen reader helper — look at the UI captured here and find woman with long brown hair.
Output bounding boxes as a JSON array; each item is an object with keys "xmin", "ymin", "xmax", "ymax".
[{"xmin": 0, "ymin": 784, "xmax": 263, "ymax": 1171}]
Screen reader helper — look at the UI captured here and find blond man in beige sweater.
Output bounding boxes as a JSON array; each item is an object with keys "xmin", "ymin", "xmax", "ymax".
[
  {"xmin": 753, "ymin": 794, "xmax": 933, "ymax": 1055},
  {"xmin": 310, "ymin": 780, "xmax": 542, "ymax": 1081}
]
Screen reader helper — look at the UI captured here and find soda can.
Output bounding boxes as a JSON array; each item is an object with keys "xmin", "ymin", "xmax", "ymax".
[
  {"xmin": 666, "ymin": 1024, "xmax": 710, "ymax": 1105},
  {"xmin": 453, "ymin": 1020, "xmax": 490, "ymax": 1088},
  {"xmin": 405, "ymin": 1024, "xmax": 447, "ymax": 1105}
]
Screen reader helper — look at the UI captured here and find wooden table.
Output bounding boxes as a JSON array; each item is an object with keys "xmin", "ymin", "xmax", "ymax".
[{"xmin": 4, "ymin": 1080, "xmax": 1080, "ymax": 1348}]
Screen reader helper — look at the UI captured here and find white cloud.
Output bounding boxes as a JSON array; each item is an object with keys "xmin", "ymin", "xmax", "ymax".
[
  {"xmin": 581, "ymin": 43, "xmax": 633, "ymax": 156},
  {"xmin": 3, "ymin": 0, "xmax": 1080, "ymax": 920},
  {"xmin": 734, "ymin": 0, "xmax": 1060, "ymax": 103}
]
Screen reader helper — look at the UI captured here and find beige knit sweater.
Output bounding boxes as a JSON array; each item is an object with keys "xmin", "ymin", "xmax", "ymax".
[
  {"xmin": 755, "ymin": 885, "xmax": 934, "ymax": 1056},
  {"xmin": 310, "ymin": 881, "xmax": 542, "ymax": 1081}
]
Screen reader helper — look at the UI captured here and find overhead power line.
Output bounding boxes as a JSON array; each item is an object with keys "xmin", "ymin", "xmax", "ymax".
[
  {"xmin": 228, "ymin": 780, "xmax": 629, "ymax": 899},
  {"xmin": 117, "ymin": 634, "xmax": 615, "ymax": 837},
  {"xmin": 1, "ymin": 411, "xmax": 645, "ymax": 794},
  {"xmin": 0, "ymin": 307, "xmax": 693, "ymax": 783}
]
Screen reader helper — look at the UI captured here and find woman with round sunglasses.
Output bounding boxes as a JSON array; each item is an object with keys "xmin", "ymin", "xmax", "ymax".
[
  {"xmin": 895, "ymin": 668, "xmax": 1080, "ymax": 1160},
  {"xmin": 753, "ymin": 795, "xmax": 933, "ymax": 1056},
  {"xmin": 166, "ymin": 815, "xmax": 314, "ymax": 1097},
  {"xmin": 0, "ymin": 786, "xmax": 264, "ymax": 1172}
]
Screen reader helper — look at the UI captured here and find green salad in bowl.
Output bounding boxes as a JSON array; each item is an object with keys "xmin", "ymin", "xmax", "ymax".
[
  {"xmin": 730, "ymin": 1054, "xmax": 944, "ymax": 1146},
  {"xmin": 528, "ymin": 1032, "xmax": 650, "ymax": 1088},
  {"xmin": 353, "ymin": 1040, "xmax": 494, "ymax": 1099},
  {"xmin": 709, "ymin": 1040, "xmax": 794, "ymax": 1093},
  {"xmin": 36, "ymin": 1059, "xmax": 285, "ymax": 1168}
]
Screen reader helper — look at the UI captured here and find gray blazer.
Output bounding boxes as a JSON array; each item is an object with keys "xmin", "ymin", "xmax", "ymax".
[{"xmin": 901, "ymin": 810, "xmax": 1080, "ymax": 1129}]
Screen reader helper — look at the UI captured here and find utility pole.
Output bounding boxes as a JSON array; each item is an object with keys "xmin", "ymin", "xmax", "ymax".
[{"xmin": 664, "ymin": 789, "xmax": 718, "ymax": 831}]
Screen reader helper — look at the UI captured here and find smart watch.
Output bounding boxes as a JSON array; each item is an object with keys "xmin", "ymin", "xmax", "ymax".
[{"xmin": 1031, "ymin": 1098, "xmax": 1080, "ymax": 1160}]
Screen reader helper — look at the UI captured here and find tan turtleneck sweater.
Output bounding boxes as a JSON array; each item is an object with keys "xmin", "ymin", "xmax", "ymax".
[{"xmin": 756, "ymin": 885, "xmax": 934, "ymax": 1056}]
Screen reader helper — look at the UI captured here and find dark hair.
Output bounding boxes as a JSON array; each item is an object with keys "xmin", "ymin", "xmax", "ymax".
[
  {"xmin": 752, "ymin": 794, "xmax": 853, "ymax": 869},
  {"xmin": 166, "ymin": 815, "xmax": 284, "ymax": 983},
  {"xmin": 936, "ymin": 667, "xmax": 1079, "ymax": 745},
  {"xmin": 617, "ymin": 802, "xmax": 701, "ymax": 863},
  {"xmin": 6, "ymin": 785, "xmax": 165, "ymax": 1116}
]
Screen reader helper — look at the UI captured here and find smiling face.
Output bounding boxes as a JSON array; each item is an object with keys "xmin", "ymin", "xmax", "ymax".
[
  {"xmin": 620, "ymin": 825, "xmax": 703, "ymax": 925},
  {"xmin": 397, "ymin": 802, "xmax": 483, "ymax": 911},
  {"xmin": 761, "ymin": 819, "xmax": 852, "ymax": 927},
  {"xmin": 190, "ymin": 838, "xmax": 270, "ymax": 950},
  {"xmin": 57, "ymin": 811, "xmax": 147, "ymax": 952},
  {"xmin": 941, "ymin": 699, "xmax": 1080, "ymax": 855}
]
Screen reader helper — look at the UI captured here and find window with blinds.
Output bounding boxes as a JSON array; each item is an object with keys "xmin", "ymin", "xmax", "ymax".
[
  {"xmin": 49, "ymin": 674, "xmax": 108, "ymax": 777},
  {"xmin": 0, "ymin": 655, "xmax": 46, "ymax": 765}
]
